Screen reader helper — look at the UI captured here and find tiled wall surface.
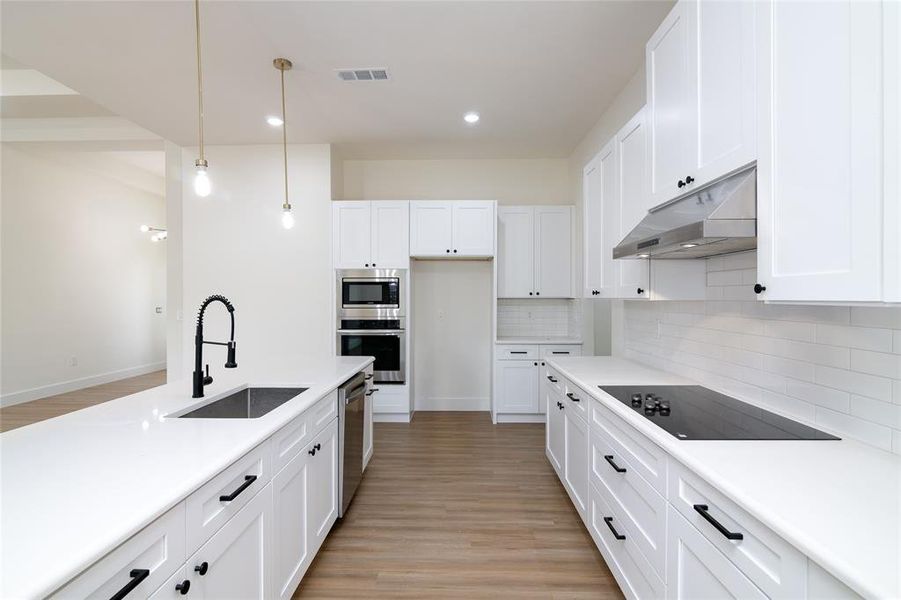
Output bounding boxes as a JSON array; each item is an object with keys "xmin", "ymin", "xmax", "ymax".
[
  {"xmin": 620, "ymin": 251, "xmax": 901, "ymax": 454},
  {"xmin": 498, "ymin": 298, "xmax": 582, "ymax": 339}
]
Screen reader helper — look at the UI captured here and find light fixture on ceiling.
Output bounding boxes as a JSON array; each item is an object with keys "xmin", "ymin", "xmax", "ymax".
[
  {"xmin": 266, "ymin": 116, "xmax": 283, "ymax": 127},
  {"xmin": 273, "ymin": 57, "xmax": 294, "ymax": 230},
  {"xmin": 140, "ymin": 225, "xmax": 167, "ymax": 241},
  {"xmin": 463, "ymin": 111, "xmax": 480, "ymax": 124},
  {"xmin": 192, "ymin": 0, "xmax": 211, "ymax": 197},
  {"xmin": 638, "ymin": 253, "xmax": 650, "ymax": 258},
  {"xmin": 681, "ymin": 243, "xmax": 698, "ymax": 248}
]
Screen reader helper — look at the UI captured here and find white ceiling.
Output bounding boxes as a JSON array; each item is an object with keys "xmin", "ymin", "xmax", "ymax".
[{"xmin": 1, "ymin": 1, "xmax": 672, "ymax": 159}]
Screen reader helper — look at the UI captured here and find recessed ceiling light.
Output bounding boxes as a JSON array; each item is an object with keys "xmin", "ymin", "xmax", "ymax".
[
  {"xmin": 266, "ymin": 116, "xmax": 284, "ymax": 127},
  {"xmin": 463, "ymin": 111, "xmax": 480, "ymax": 124},
  {"xmin": 681, "ymin": 243, "xmax": 698, "ymax": 248},
  {"xmin": 638, "ymin": 253, "xmax": 650, "ymax": 258}
]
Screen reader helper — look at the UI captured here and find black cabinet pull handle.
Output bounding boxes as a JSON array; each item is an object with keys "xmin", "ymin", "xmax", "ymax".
[
  {"xmin": 552, "ymin": 351, "xmax": 569, "ymax": 355},
  {"xmin": 604, "ymin": 517, "xmax": 626, "ymax": 540},
  {"xmin": 365, "ymin": 389, "xmax": 377, "ymax": 396},
  {"xmin": 566, "ymin": 392, "xmax": 580, "ymax": 402},
  {"xmin": 677, "ymin": 179, "xmax": 686, "ymax": 188},
  {"xmin": 693, "ymin": 504, "xmax": 743, "ymax": 540},
  {"xmin": 510, "ymin": 351, "xmax": 527, "ymax": 355},
  {"xmin": 753, "ymin": 283, "xmax": 766, "ymax": 294},
  {"xmin": 315, "ymin": 443, "xmax": 321, "ymax": 451},
  {"xmin": 636, "ymin": 288, "xmax": 644, "ymax": 295},
  {"xmin": 309, "ymin": 447, "xmax": 317, "ymax": 456},
  {"xmin": 547, "ymin": 376, "xmax": 558, "ymax": 382},
  {"xmin": 194, "ymin": 562, "xmax": 209, "ymax": 576},
  {"xmin": 364, "ymin": 373, "xmax": 374, "ymax": 380},
  {"xmin": 604, "ymin": 455, "xmax": 627, "ymax": 473},
  {"xmin": 175, "ymin": 580, "xmax": 191, "ymax": 595},
  {"xmin": 685, "ymin": 175, "xmax": 695, "ymax": 184},
  {"xmin": 109, "ymin": 568, "xmax": 150, "ymax": 600},
  {"xmin": 219, "ymin": 475, "xmax": 257, "ymax": 502}
]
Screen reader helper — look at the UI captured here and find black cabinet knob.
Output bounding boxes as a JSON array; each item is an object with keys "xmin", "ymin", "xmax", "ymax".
[
  {"xmin": 176, "ymin": 580, "xmax": 191, "ymax": 595},
  {"xmin": 529, "ymin": 292, "xmax": 533, "ymax": 296},
  {"xmin": 754, "ymin": 283, "xmax": 766, "ymax": 294},
  {"xmin": 309, "ymin": 447, "xmax": 317, "ymax": 456},
  {"xmin": 534, "ymin": 362, "xmax": 538, "ymax": 366},
  {"xmin": 685, "ymin": 175, "xmax": 695, "ymax": 184},
  {"xmin": 453, "ymin": 249, "xmax": 458, "ymax": 253},
  {"xmin": 365, "ymin": 263, "xmax": 369, "ymax": 267},
  {"xmin": 677, "ymin": 180, "xmax": 685, "ymax": 188},
  {"xmin": 194, "ymin": 562, "xmax": 208, "ymax": 576},
  {"xmin": 372, "ymin": 263, "xmax": 376, "ymax": 267},
  {"xmin": 536, "ymin": 292, "xmax": 540, "ymax": 296},
  {"xmin": 541, "ymin": 362, "xmax": 545, "ymax": 366},
  {"xmin": 315, "ymin": 443, "xmax": 321, "ymax": 451},
  {"xmin": 636, "ymin": 288, "xmax": 644, "ymax": 295},
  {"xmin": 446, "ymin": 249, "xmax": 450, "ymax": 253}
]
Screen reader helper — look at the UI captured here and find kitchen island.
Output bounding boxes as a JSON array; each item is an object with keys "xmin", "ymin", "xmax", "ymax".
[{"xmin": 0, "ymin": 354, "xmax": 373, "ymax": 599}]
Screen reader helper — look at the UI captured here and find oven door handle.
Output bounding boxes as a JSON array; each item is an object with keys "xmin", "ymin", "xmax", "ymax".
[{"xmin": 337, "ymin": 329, "xmax": 405, "ymax": 335}]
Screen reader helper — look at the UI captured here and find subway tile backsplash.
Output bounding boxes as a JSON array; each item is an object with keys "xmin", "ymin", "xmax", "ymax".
[
  {"xmin": 620, "ymin": 251, "xmax": 901, "ymax": 454},
  {"xmin": 498, "ymin": 298, "xmax": 582, "ymax": 339}
]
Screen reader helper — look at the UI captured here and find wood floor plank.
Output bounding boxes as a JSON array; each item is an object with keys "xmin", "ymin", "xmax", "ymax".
[{"xmin": 293, "ymin": 411, "xmax": 623, "ymax": 600}]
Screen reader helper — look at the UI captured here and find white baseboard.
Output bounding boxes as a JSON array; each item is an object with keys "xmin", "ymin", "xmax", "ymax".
[
  {"xmin": 0, "ymin": 362, "xmax": 166, "ymax": 408},
  {"xmin": 415, "ymin": 396, "xmax": 489, "ymax": 411},
  {"xmin": 373, "ymin": 413, "xmax": 411, "ymax": 423},
  {"xmin": 496, "ymin": 413, "xmax": 546, "ymax": 423}
]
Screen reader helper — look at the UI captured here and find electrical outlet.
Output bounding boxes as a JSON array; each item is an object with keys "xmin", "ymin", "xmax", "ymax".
[
  {"xmin": 155, "ymin": 306, "xmax": 163, "ymax": 314},
  {"xmin": 68, "ymin": 356, "xmax": 78, "ymax": 367}
]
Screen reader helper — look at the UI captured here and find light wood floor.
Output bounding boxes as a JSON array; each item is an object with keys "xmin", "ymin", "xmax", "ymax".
[
  {"xmin": 294, "ymin": 412, "xmax": 623, "ymax": 600},
  {"xmin": 0, "ymin": 370, "xmax": 167, "ymax": 433}
]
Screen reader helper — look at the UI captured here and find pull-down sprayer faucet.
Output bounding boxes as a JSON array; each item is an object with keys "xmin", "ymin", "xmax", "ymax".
[{"xmin": 193, "ymin": 294, "xmax": 237, "ymax": 398}]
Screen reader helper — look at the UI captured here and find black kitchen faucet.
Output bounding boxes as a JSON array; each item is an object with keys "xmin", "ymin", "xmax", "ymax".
[{"xmin": 192, "ymin": 294, "xmax": 237, "ymax": 398}]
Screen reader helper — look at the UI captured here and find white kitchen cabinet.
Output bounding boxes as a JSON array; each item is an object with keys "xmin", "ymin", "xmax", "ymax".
[
  {"xmin": 363, "ymin": 386, "xmax": 374, "ymax": 470},
  {"xmin": 187, "ymin": 484, "xmax": 273, "ymax": 600},
  {"xmin": 147, "ymin": 567, "xmax": 189, "ymax": 600},
  {"xmin": 563, "ymin": 404, "xmax": 589, "ymax": 518},
  {"xmin": 647, "ymin": 0, "xmax": 756, "ymax": 207},
  {"xmin": 498, "ymin": 205, "xmax": 573, "ymax": 298},
  {"xmin": 272, "ymin": 443, "xmax": 312, "ymax": 600},
  {"xmin": 615, "ymin": 109, "xmax": 651, "ymax": 300},
  {"xmin": 583, "ymin": 140, "xmax": 618, "ymax": 298},
  {"xmin": 333, "ymin": 201, "xmax": 409, "ymax": 269},
  {"xmin": 667, "ymin": 506, "xmax": 767, "ymax": 600},
  {"xmin": 497, "ymin": 206, "xmax": 534, "ymax": 297},
  {"xmin": 546, "ymin": 383, "xmax": 565, "ymax": 476},
  {"xmin": 308, "ymin": 419, "xmax": 339, "ymax": 550},
  {"xmin": 756, "ymin": 0, "xmax": 888, "ymax": 302},
  {"xmin": 410, "ymin": 200, "xmax": 495, "ymax": 258},
  {"xmin": 495, "ymin": 360, "xmax": 539, "ymax": 413}
]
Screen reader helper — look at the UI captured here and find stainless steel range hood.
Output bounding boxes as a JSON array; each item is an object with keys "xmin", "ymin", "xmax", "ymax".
[{"xmin": 613, "ymin": 166, "xmax": 757, "ymax": 259}]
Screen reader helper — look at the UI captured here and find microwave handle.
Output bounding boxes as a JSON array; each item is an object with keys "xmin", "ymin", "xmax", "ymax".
[{"xmin": 337, "ymin": 329, "xmax": 405, "ymax": 335}]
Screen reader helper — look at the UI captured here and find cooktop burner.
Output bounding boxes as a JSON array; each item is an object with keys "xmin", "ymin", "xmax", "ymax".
[{"xmin": 599, "ymin": 385, "xmax": 840, "ymax": 441}]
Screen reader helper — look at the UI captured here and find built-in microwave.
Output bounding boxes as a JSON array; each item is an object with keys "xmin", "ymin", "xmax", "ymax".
[{"xmin": 337, "ymin": 269, "xmax": 405, "ymax": 319}]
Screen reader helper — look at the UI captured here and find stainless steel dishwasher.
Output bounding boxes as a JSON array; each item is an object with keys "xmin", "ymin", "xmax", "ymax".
[{"xmin": 338, "ymin": 372, "xmax": 366, "ymax": 517}]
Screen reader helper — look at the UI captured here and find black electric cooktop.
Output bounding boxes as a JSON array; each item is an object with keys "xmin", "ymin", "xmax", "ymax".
[{"xmin": 599, "ymin": 385, "xmax": 840, "ymax": 441}]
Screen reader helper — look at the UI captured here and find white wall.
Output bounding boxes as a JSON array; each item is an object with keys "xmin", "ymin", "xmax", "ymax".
[
  {"xmin": 0, "ymin": 143, "xmax": 166, "ymax": 405},
  {"xmin": 411, "ymin": 260, "xmax": 492, "ymax": 411},
  {"xmin": 568, "ymin": 66, "xmax": 647, "ymax": 356},
  {"xmin": 180, "ymin": 144, "xmax": 332, "ymax": 375},
  {"xmin": 619, "ymin": 251, "xmax": 901, "ymax": 455}
]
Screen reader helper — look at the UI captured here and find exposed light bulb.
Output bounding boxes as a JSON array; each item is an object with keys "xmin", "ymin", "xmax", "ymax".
[
  {"xmin": 193, "ymin": 164, "xmax": 211, "ymax": 197},
  {"xmin": 281, "ymin": 206, "xmax": 295, "ymax": 229},
  {"xmin": 266, "ymin": 116, "xmax": 284, "ymax": 126},
  {"xmin": 158, "ymin": 231, "xmax": 168, "ymax": 240},
  {"xmin": 463, "ymin": 111, "xmax": 480, "ymax": 124},
  {"xmin": 140, "ymin": 224, "xmax": 151, "ymax": 233},
  {"xmin": 150, "ymin": 234, "xmax": 161, "ymax": 242}
]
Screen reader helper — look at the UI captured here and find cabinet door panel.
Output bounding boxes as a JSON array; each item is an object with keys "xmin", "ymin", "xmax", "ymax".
[
  {"xmin": 757, "ymin": 0, "xmax": 884, "ymax": 301},
  {"xmin": 371, "ymin": 201, "xmax": 409, "ymax": 269},
  {"xmin": 616, "ymin": 110, "xmax": 650, "ymax": 299},
  {"xmin": 563, "ymin": 409, "xmax": 589, "ymax": 518},
  {"xmin": 452, "ymin": 201, "xmax": 495, "ymax": 256},
  {"xmin": 272, "ymin": 449, "xmax": 310, "ymax": 600},
  {"xmin": 308, "ymin": 419, "xmax": 339, "ymax": 547},
  {"xmin": 333, "ymin": 202, "xmax": 372, "ymax": 269},
  {"xmin": 691, "ymin": 0, "xmax": 756, "ymax": 184},
  {"xmin": 410, "ymin": 201, "xmax": 454, "ymax": 257},
  {"xmin": 546, "ymin": 391, "xmax": 565, "ymax": 476},
  {"xmin": 495, "ymin": 360, "xmax": 539, "ymax": 413},
  {"xmin": 535, "ymin": 207, "xmax": 573, "ymax": 298},
  {"xmin": 598, "ymin": 141, "xmax": 620, "ymax": 298},
  {"xmin": 583, "ymin": 155, "xmax": 604, "ymax": 297},
  {"xmin": 648, "ymin": 1, "xmax": 693, "ymax": 205},
  {"xmin": 497, "ymin": 207, "xmax": 535, "ymax": 298}
]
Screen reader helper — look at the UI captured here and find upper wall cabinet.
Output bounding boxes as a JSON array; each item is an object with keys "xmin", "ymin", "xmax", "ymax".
[
  {"xmin": 756, "ymin": 0, "xmax": 897, "ymax": 303},
  {"xmin": 615, "ymin": 109, "xmax": 652, "ymax": 300},
  {"xmin": 647, "ymin": 0, "xmax": 756, "ymax": 207},
  {"xmin": 583, "ymin": 140, "xmax": 617, "ymax": 298},
  {"xmin": 498, "ymin": 206, "xmax": 573, "ymax": 298},
  {"xmin": 333, "ymin": 201, "xmax": 409, "ymax": 269},
  {"xmin": 410, "ymin": 200, "xmax": 495, "ymax": 258}
]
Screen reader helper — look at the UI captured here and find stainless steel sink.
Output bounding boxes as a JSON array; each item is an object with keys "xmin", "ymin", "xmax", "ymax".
[{"xmin": 176, "ymin": 387, "xmax": 308, "ymax": 419}]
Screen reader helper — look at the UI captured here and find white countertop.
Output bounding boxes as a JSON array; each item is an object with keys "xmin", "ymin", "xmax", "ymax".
[
  {"xmin": 0, "ymin": 354, "xmax": 373, "ymax": 600},
  {"xmin": 496, "ymin": 336, "xmax": 583, "ymax": 345},
  {"xmin": 546, "ymin": 357, "xmax": 901, "ymax": 600}
]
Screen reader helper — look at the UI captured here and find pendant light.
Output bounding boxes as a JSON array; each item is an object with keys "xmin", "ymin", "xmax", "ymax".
[
  {"xmin": 273, "ymin": 57, "xmax": 294, "ymax": 229},
  {"xmin": 192, "ymin": 0, "xmax": 211, "ymax": 197}
]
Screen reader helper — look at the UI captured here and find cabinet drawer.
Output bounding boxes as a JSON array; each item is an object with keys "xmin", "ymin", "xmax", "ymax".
[
  {"xmin": 51, "ymin": 503, "xmax": 185, "ymax": 600},
  {"xmin": 590, "ymin": 429, "xmax": 666, "ymax": 580},
  {"xmin": 590, "ymin": 397, "xmax": 667, "ymax": 495},
  {"xmin": 271, "ymin": 412, "xmax": 312, "ymax": 475},
  {"xmin": 562, "ymin": 380, "xmax": 588, "ymax": 418},
  {"xmin": 148, "ymin": 566, "xmax": 188, "ymax": 600},
  {"xmin": 186, "ymin": 442, "xmax": 272, "ymax": 554},
  {"xmin": 588, "ymin": 482, "xmax": 665, "ymax": 600},
  {"xmin": 668, "ymin": 460, "xmax": 807, "ymax": 599},
  {"xmin": 309, "ymin": 390, "xmax": 338, "ymax": 433},
  {"xmin": 544, "ymin": 365, "xmax": 564, "ymax": 395},
  {"xmin": 540, "ymin": 344, "xmax": 582, "ymax": 358},
  {"xmin": 496, "ymin": 344, "xmax": 539, "ymax": 360}
]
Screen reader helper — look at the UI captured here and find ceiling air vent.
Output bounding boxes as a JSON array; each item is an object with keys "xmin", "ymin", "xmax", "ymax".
[{"xmin": 337, "ymin": 68, "xmax": 389, "ymax": 82}]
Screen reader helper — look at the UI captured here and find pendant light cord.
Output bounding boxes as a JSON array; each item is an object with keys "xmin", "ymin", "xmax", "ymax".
[
  {"xmin": 281, "ymin": 65, "xmax": 289, "ymax": 209},
  {"xmin": 195, "ymin": 0, "xmax": 205, "ymax": 162}
]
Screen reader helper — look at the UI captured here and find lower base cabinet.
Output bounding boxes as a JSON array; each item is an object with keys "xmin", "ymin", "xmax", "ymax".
[
  {"xmin": 546, "ymin": 387, "xmax": 565, "ymax": 475},
  {"xmin": 308, "ymin": 419, "xmax": 339, "ymax": 548},
  {"xmin": 562, "ymin": 407, "xmax": 589, "ymax": 518}
]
